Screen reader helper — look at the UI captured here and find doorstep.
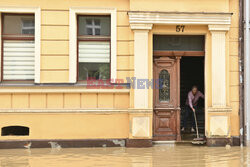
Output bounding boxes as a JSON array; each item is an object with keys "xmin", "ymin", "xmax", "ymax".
[{"xmin": 153, "ymin": 140, "xmax": 196, "ymax": 145}]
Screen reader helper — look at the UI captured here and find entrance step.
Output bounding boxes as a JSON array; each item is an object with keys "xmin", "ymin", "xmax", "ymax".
[
  {"xmin": 153, "ymin": 141, "xmax": 176, "ymax": 145},
  {"xmin": 181, "ymin": 133, "xmax": 205, "ymax": 141},
  {"xmin": 153, "ymin": 140, "xmax": 201, "ymax": 146},
  {"xmin": 181, "ymin": 127, "xmax": 205, "ymax": 133}
]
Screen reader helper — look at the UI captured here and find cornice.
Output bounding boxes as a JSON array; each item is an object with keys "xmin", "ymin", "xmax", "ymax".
[{"xmin": 128, "ymin": 11, "xmax": 232, "ymax": 26}]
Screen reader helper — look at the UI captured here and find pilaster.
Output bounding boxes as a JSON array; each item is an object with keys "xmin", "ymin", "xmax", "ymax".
[
  {"xmin": 209, "ymin": 25, "xmax": 230, "ymax": 107},
  {"xmin": 207, "ymin": 25, "xmax": 232, "ymax": 144},
  {"xmin": 131, "ymin": 24, "xmax": 153, "ymax": 109},
  {"xmin": 128, "ymin": 24, "xmax": 153, "ymax": 142}
]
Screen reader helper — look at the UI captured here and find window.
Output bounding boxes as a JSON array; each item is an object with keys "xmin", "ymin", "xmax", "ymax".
[
  {"xmin": 77, "ymin": 16, "xmax": 111, "ymax": 81},
  {"xmin": 153, "ymin": 35, "xmax": 205, "ymax": 51},
  {"xmin": 1, "ymin": 126, "xmax": 29, "ymax": 136},
  {"xmin": 159, "ymin": 70, "xmax": 170, "ymax": 102},
  {"xmin": 2, "ymin": 14, "xmax": 35, "ymax": 81}
]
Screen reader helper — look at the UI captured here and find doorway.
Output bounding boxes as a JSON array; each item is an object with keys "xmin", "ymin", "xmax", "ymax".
[
  {"xmin": 180, "ymin": 57, "xmax": 205, "ymax": 140},
  {"xmin": 153, "ymin": 35, "xmax": 205, "ymax": 141}
]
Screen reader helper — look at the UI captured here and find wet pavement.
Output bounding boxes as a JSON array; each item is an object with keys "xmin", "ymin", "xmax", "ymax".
[{"xmin": 0, "ymin": 145, "xmax": 249, "ymax": 167}]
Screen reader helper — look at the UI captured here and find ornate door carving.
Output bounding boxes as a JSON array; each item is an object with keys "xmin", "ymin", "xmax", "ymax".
[{"xmin": 153, "ymin": 56, "xmax": 181, "ymax": 141}]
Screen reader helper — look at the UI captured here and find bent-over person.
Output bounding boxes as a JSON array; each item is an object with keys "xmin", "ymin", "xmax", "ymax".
[{"xmin": 181, "ymin": 86, "xmax": 204, "ymax": 132}]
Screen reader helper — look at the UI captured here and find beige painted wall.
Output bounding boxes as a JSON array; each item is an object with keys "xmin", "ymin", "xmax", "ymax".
[
  {"xmin": 130, "ymin": 0, "xmax": 229, "ymax": 12},
  {"xmin": 0, "ymin": 0, "xmax": 240, "ymax": 139},
  {"xmin": 40, "ymin": 9, "xmax": 133, "ymax": 83},
  {"xmin": 0, "ymin": 113, "xmax": 129, "ymax": 139},
  {"xmin": 229, "ymin": 0, "xmax": 240, "ymax": 136},
  {"xmin": 0, "ymin": 92, "xmax": 129, "ymax": 109}
]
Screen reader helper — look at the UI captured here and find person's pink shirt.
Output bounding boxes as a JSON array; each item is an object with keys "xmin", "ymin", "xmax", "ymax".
[{"xmin": 185, "ymin": 91, "xmax": 204, "ymax": 109}]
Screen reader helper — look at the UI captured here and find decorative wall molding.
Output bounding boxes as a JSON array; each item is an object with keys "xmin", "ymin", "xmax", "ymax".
[
  {"xmin": 128, "ymin": 11, "xmax": 232, "ymax": 25},
  {"xmin": 130, "ymin": 23, "xmax": 153, "ymax": 30},
  {"xmin": 132, "ymin": 117, "xmax": 150, "ymax": 137},
  {"xmin": 208, "ymin": 24, "xmax": 230, "ymax": 31},
  {"xmin": 207, "ymin": 107, "xmax": 232, "ymax": 112},
  {"xmin": 128, "ymin": 108, "xmax": 153, "ymax": 113}
]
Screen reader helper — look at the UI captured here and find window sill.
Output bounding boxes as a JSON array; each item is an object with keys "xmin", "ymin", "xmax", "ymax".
[{"xmin": 0, "ymin": 82, "xmax": 35, "ymax": 87}]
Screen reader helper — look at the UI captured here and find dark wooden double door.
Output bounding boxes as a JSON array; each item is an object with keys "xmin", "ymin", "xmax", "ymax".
[{"xmin": 153, "ymin": 56, "xmax": 181, "ymax": 141}]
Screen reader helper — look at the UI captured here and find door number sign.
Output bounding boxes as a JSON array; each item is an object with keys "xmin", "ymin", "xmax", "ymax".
[{"xmin": 176, "ymin": 25, "xmax": 185, "ymax": 32}]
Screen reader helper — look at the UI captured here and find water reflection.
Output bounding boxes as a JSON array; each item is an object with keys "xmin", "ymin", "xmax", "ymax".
[{"xmin": 0, "ymin": 145, "xmax": 249, "ymax": 167}]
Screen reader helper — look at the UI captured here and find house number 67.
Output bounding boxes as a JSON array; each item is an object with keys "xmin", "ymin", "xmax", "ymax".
[{"xmin": 176, "ymin": 25, "xmax": 185, "ymax": 32}]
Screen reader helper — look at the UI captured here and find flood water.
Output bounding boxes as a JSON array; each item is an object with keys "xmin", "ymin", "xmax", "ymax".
[{"xmin": 0, "ymin": 145, "xmax": 249, "ymax": 167}]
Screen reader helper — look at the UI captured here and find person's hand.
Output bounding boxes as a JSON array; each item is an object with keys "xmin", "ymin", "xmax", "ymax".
[{"xmin": 192, "ymin": 108, "xmax": 195, "ymax": 112}]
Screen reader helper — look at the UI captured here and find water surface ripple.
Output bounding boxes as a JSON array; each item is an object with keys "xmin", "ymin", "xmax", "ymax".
[{"xmin": 0, "ymin": 145, "xmax": 249, "ymax": 167}]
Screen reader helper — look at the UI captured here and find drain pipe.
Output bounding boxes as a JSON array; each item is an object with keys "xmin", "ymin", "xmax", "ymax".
[
  {"xmin": 244, "ymin": 0, "xmax": 250, "ymax": 146},
  {"xmin": 239, "ymin": 0, "xmax": 244, "ymax": 147}
]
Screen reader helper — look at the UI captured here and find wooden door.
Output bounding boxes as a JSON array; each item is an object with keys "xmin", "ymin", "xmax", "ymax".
[{"xmin": 153, "ymin": 56, "xmax": 181, "ymax": 141}]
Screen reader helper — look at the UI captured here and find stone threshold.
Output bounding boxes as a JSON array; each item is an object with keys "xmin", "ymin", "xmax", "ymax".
[{"xmin": 153, "ymin": 140, "xmax": 194, "ymax": 145}]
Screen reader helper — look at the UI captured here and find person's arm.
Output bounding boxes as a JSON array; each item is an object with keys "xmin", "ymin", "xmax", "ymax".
[
  {"xmin": 188, "ymin": 93, "xmax": 194, "ymax": 110},
  {"xmin": 199, "ymin": 91, "xmax": 205, "ymax": 99}
]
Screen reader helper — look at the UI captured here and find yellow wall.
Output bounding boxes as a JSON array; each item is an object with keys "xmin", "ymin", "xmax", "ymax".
[
  {"xmin": 229, "ymin": 0, "xmax": 240, "ymax": 136},
  {"xmin": 0, "ymin": 0, "xmax": 134, "ymax": 141},
  {"xmin": 0, "ymin": 0, "xmax": 240, "ymax": 140},
  {"xmin": 0, "ymin": 92, "xmax": 129, "ymax": 109},
  {"xmin": 130, "ymin": 0, "xmax": 229, "ymax": 12},
  {"xmin": 38, "ymin": 0, "xmax": 133, "ymax": 83},
  {"xmin": 40, "ymin": 9, "xmax": 134, "ymax": 83},
  {"xmin": 0, "ymin": 113, "xmax": 129, "ymax": 139}
]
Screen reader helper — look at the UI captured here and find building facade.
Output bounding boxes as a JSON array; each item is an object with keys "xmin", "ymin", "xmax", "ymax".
[{"xmin": 0, "ymin": 0, "xmax": 240, "ymax": 148}]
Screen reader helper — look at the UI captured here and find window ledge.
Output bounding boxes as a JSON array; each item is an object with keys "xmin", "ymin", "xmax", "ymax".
[{"xmin": 0, "ymin": 83, "xmax": 36, "ymax": 87}]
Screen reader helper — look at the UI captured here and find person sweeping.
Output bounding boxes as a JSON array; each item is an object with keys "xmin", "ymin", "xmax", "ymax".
[{"xmin": 181, "ymin": 86, "xmax": 204, "ymax": 132}]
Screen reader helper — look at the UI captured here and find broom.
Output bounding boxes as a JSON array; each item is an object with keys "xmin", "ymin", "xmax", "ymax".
[{"xmin": 192, "ymin": 110, "xmax": 205, "ymax": 145}]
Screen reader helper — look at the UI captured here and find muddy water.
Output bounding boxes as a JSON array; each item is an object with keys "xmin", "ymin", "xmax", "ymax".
[{"xmin": 0, "ymin": 145, "xmax": 249, "ymax": 167}]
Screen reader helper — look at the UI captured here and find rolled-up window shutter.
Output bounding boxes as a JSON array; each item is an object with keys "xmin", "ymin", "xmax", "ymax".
[
  {"xmin": 3, "ymin": 40, "xmax": 35, "ymax": 80},
  {"xmin": 78, "ymin": 41, "xmax": 110, "ymax": 63}
]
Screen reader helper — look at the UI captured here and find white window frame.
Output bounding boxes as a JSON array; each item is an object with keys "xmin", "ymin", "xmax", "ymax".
[
  {"xmin": 0, "ymin": 7, "xmax": 41, "ymax": 83},
  {"xmin": 69, "ymin": 7, "xmax": 117, "ymax": 83}
]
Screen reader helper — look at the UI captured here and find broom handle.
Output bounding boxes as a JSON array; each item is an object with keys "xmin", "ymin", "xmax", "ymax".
[{"xmin": 193, "ymin": 110, "xmax": 199, "ymax": 138}]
